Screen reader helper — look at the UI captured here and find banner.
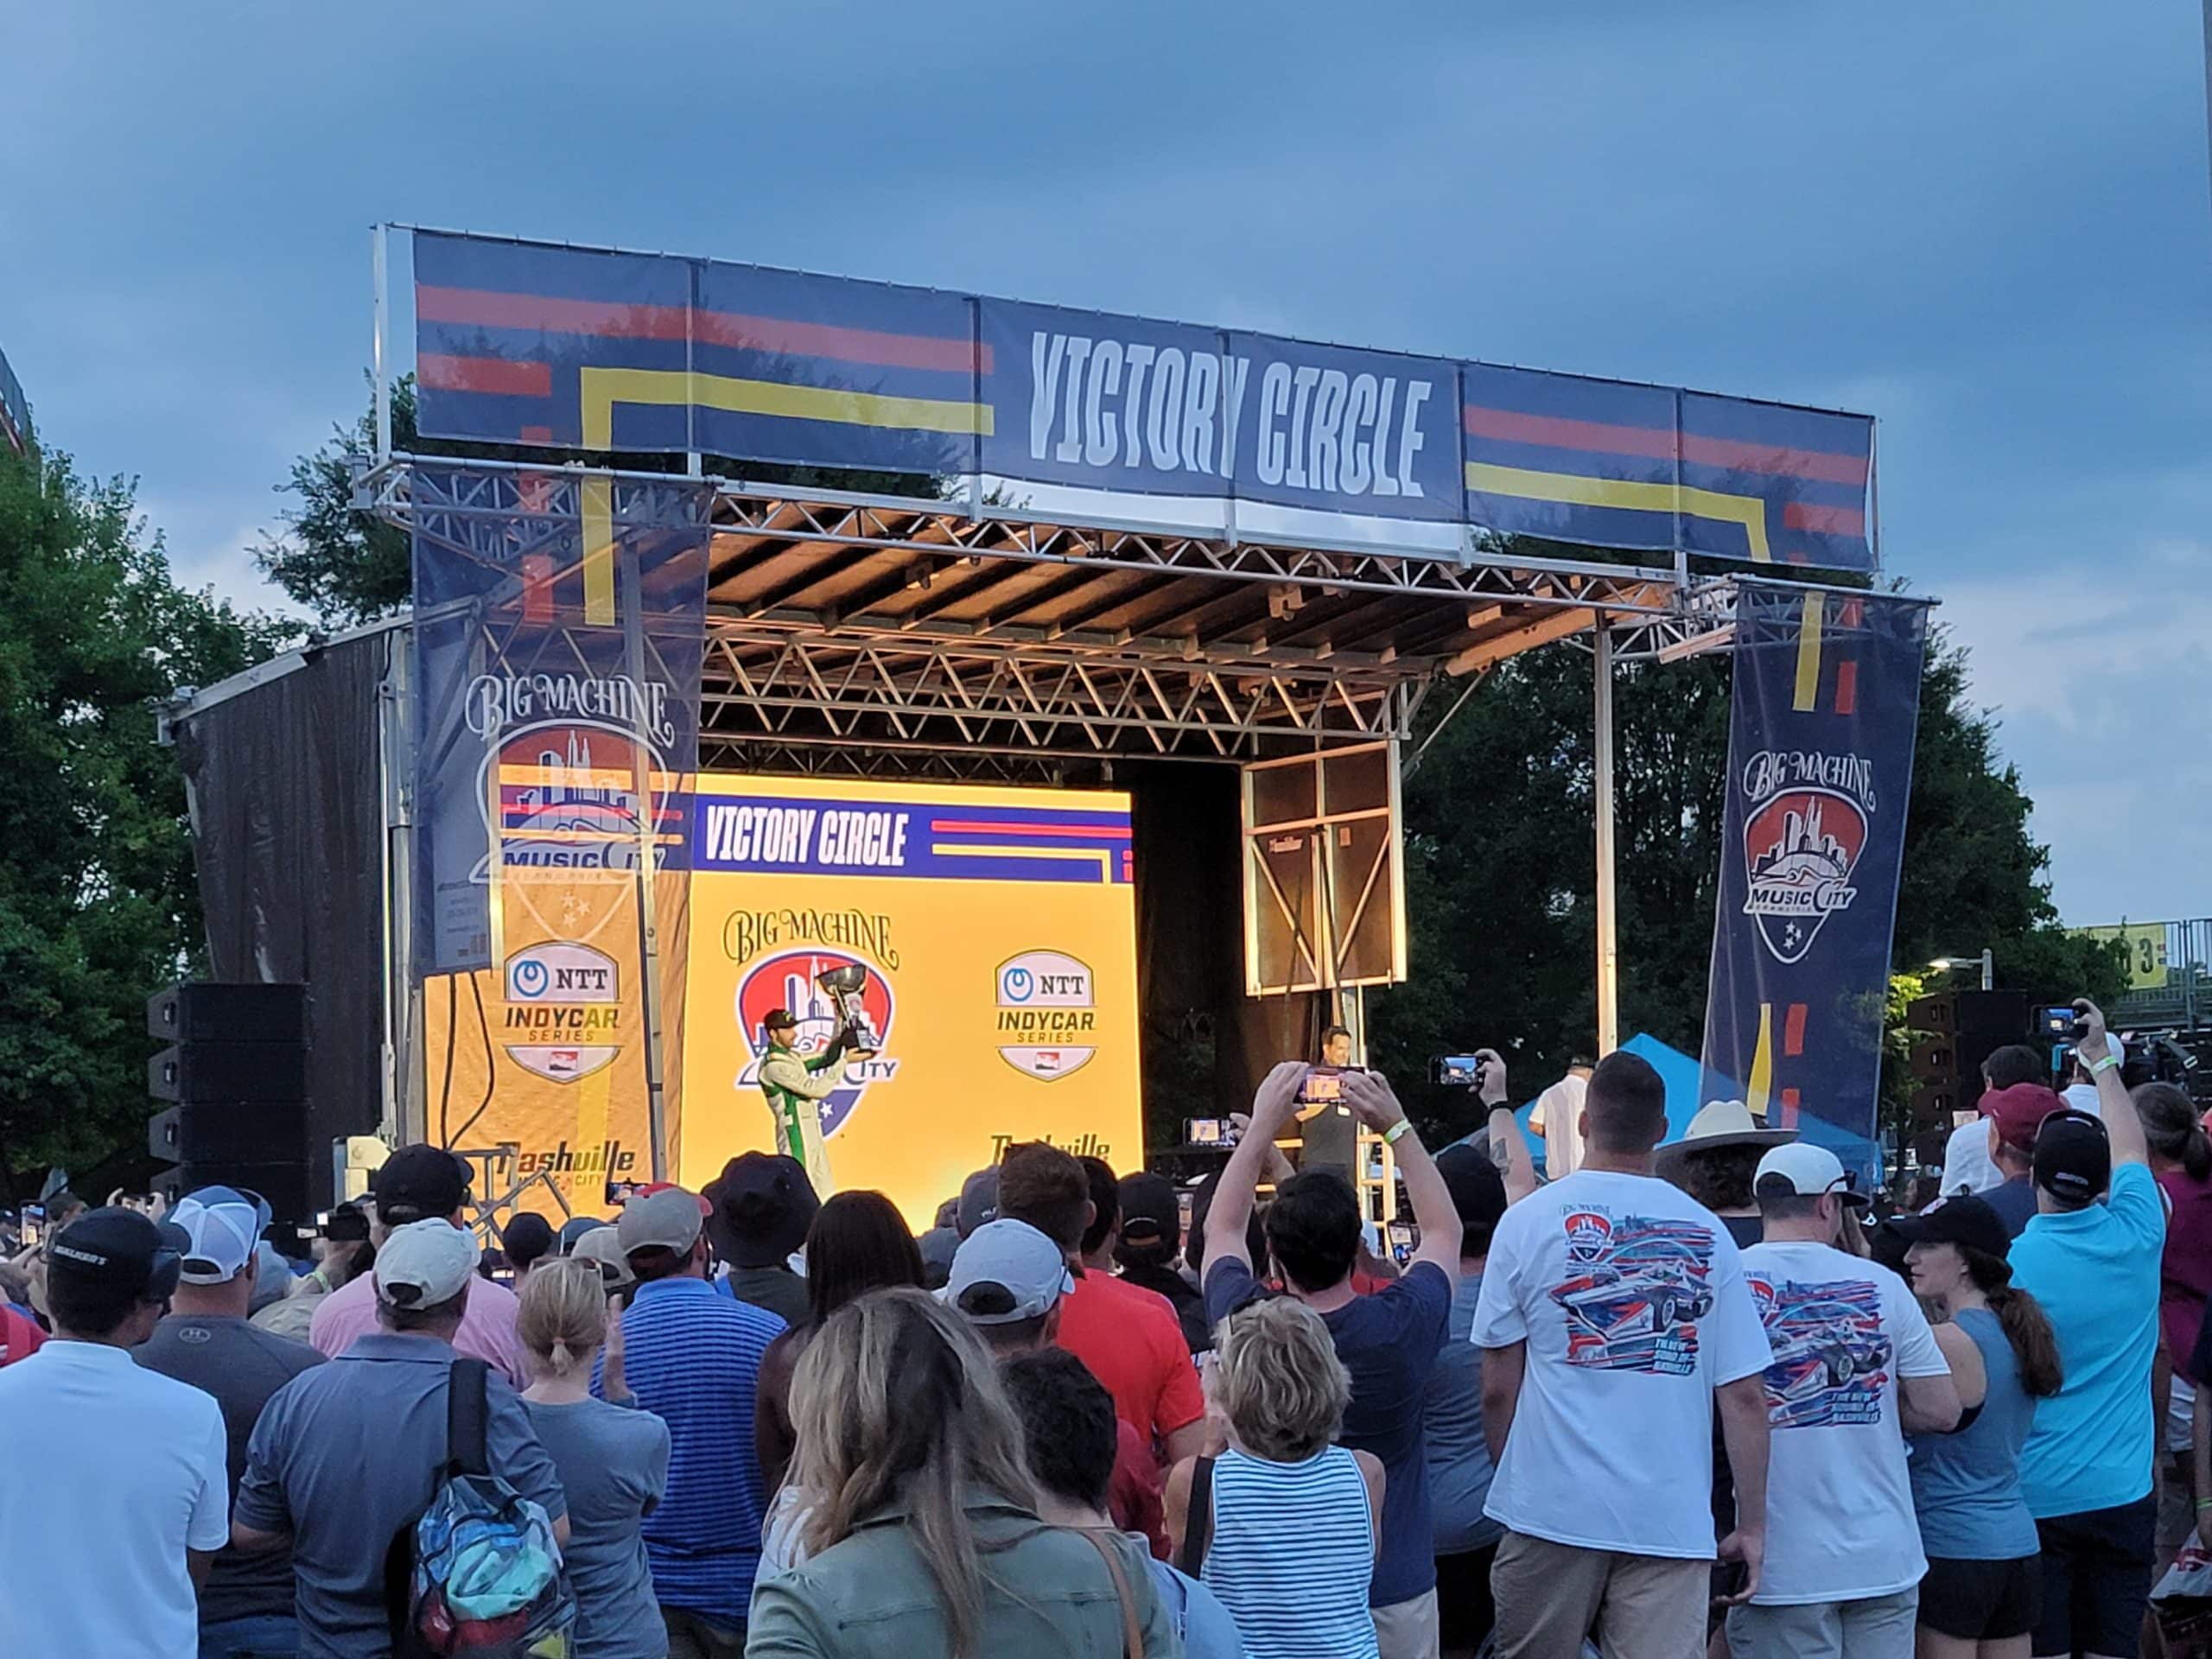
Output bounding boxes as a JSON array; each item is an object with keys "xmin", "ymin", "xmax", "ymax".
[
  {"xmin": 1700, "ymin": 587, "xmax": 1929, "ymax": 1179},
  {"xmin": 412, "ymin": 465, "xmax": 709, "ymax": 1198},
  {"xmin": 680, "ymin": 774, "xmax": 1141, "ymax": 1231},
  {"xmin": 410, "ymin": 229, "xmax": 1877, "ymax": 572}
]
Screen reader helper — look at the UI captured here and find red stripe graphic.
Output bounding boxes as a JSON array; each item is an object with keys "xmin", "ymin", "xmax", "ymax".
[
  {"xmin": 1833, "ymin": 660, "xmax": 1858, "ymax": 716},
  {"xmin": 419, "ymin": 353, "xmax": 551, "ymax": 397},
  {"xmin": 1462, "ymin": 406, "xmax": 1870, "ymax": 486},
  {"xmin": 1783, "ymin": 501, "xmax": 1867, "ymax": 536},
  {"xmin": 1779, "ymin": 1087, "xmax": 1802, "ymax": 1128},
  {"xmin": 1783, "ymin": 1002, "xmax": 1808, "ymax": 1058},
  {"xmin": 417, "ymin": 284, "xmax": 990, "ymax": 374},
  {"xmin": 929, "ymin": 819, "xmax": 1133, "ymax": 838}
]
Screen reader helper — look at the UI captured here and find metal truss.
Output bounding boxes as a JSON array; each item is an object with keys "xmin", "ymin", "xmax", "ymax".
[{"xmin": 355, "ymin": 457, "xmax": 713, "ymax": 566}]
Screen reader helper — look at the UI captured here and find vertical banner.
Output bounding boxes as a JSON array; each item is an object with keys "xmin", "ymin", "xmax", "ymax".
[
  {"xmin": 412, "ymin": 466, "xmax": 709, "ymax": 1203},
  {"xmin": 1701, "ymin": 587, "xmax": 1928, "ymax": 1180}
]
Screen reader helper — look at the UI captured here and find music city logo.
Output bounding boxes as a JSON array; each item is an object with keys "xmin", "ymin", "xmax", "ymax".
[{"xmin": 1738, "ymin": 748, "xmax": 1876, "ymax": 965}]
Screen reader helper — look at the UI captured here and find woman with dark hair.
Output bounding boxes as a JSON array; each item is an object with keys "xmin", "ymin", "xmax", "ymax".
[
  {"xmin": 2137, "ymin": 1080, "xmax": 2212, "ymax": 1583},
  {"xmin": 754, "ymin": 1191, "xmax": 925, "ymax": 1495},
  {"xmin": 1904, "ymin": 1194, "xmax": 2063, "ymax": 1659},
  {"xmin": 745, "ymin": 1288, "xmax": 1174, "ymax": 1659}
]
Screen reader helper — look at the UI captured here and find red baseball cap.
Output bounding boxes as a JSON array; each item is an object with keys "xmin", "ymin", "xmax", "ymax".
[{"xmin": 1982, "ymin": 1082, "xmax": 2064, "ymax": 1155}]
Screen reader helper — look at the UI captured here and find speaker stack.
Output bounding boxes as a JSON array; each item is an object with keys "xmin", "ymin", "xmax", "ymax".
[{"xmin": 146, "ymin": 983, "xmax": 312, "ymax": 1224}]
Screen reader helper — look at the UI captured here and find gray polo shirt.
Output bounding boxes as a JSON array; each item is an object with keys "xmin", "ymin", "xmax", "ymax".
[{"xmin": 237, "ymin": 1332, "xmax": 567, "ymax": 1659}]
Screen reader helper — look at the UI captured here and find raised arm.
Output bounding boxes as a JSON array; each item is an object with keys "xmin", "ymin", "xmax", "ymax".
[
  {"xmin": 1203, "ymin": 1061, "xmax": 1307, "ymax": 1277},
  {"xmin": 1344, "ymin": 1068, "xmax": 1461, "ymax": 1278},
  {"xmin": 2073, "ymin": 999, "xmax": 2145, "ymax": 1168},
  {"xmin": 1475, "ymin": 1049, "xmax": 1537, "ymax": 1204}
]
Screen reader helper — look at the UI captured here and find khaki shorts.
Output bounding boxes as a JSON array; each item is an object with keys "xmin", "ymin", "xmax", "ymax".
[{"xmin": 1489, "ymin": 1529, "xmax": 1707, "ymax": 1659}]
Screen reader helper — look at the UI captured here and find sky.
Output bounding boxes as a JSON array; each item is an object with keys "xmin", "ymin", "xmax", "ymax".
[{"xmin": 5, "ymin": 1, "xmax": 2208, "ymax": 926}]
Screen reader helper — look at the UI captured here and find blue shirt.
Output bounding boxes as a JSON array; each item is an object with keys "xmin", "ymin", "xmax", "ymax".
[
  {"xmin": 2010, "ymin": 1162, "xmax": 2164, "ymax": 1517},
  {"xmin": 1984, "ymin": 1175, "xmax": 2038, "ymax": 1240},
  {"xmin": 1907, "ymin": 1306, "xmax": 2041, "ymax": 1560},
  {"xmin": 1145, "ymin": 1552, "xmax": 1250, "ymax": 1659},
  {"xmin": 1424, "ymin": 1270, "xmax": 1498, "ymax": 1554},
  {"xmin": 599, "ymin": 1275, "xmax": 785, "ymax": 1624}
]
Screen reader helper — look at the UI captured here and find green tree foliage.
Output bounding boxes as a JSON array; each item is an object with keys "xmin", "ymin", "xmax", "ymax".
[
  {"xmin": 1370, "ymin": 620, "xmax": 2123, "ymax": 1147},
  {"xmin": 0, "ymin": 442, "xmax": 289, "ymax": 1192}
]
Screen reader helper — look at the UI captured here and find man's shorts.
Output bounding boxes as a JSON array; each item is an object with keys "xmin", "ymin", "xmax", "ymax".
[
  {"xmin": 1919, "ymin": 1556, "xmax": 2041, "ymax": 1643},
  {"xmin": 2156, "ymin": 1451, "xmax": 2196, "ymax": 1556},
  {"xmin": 2033, "ymin": 1494, "xmax": 2157, "ymax": 1659}
]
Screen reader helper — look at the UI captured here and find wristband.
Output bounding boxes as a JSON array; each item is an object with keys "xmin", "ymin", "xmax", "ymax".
[
  {"xmin": 2092, "ymin": 1054, "xmax": 2121, "ymax": 1075},
  {"xmin": 2196, "ymin": 1497, "xmax": 2212, "ymax": 1511},
  {"xmin": 1382, "ymin": 1119, "xmax": 1414, "ymax": 1147}
]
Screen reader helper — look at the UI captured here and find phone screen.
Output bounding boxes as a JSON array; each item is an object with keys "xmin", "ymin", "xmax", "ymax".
[{"xmin": 1299, "ymin": 1067, "xmax": 1344, "ymax": 1105}]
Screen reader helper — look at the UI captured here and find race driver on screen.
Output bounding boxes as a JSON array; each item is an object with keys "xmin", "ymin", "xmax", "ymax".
[{"xmin": 757, "ymin": 1007, "xmax": 851, "ymax": 1192}]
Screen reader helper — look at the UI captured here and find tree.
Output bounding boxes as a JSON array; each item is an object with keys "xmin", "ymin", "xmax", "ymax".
[
  {"xmin": 0, "ymin": 440, "xmax": 289, "ymax": 1194},
  {"xmin": 1370, "ymin": 617, "xmax": 2122, "ymax": 1148}
]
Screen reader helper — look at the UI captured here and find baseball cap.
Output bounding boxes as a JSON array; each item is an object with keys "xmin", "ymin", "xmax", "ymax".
[
  {"xmin": 321, "ymin": 1202, "xmax": 371, "ymax": 1243},
  {"xmin": 47, "ymin": 1208, "xmax": 181, "ymax": 1304},
  {"xmin": 500, "ymin": 1212, "xmax": 556, "ymax": 1271},
  {"xmin": 704, "ymin": 1153, "xmax": 820, "ymax": 1268},
  {"xmin": 2033, "ymin": 1109, "xmax": 2112, "ymax": 1204},
  {"xmin": 556, "ymin": 1215, "xmax": 606, "ymax": 1255},
  {"xmin": 1982, "ymin": 1083, "xmax": 2064, "ymax": 1157},
  {"xmin": 764, "ymin": 1008, "xmax": 798, "ymax": 1032},
  {"xmin": 1891, "ymin": 1193, "xmax": 2012, "ymax": 1262},
  {"xmin": 957, "ymin": 1168, "xmax": 1000, "ymax": 1239},
  {"xmin": 1436, "ymin": 1144, "xmax": 1508, "ymax": 1236},
  {"xmin": 168, "ymin": 1185, "xmax": 266, "ymax": 1284},
  {"xmin": 1753, "ymin": 1143, "xmax": 1871, "ymax": 1209},
  {"xmin": 373, "ymin": 1218, "xmax": 479, "ymax": 1307},
  {"xmin": 618, "ymin": 1185, "xmax": 706, "ymax": 1258},
  {"xmin": 372, "ymin": 1145, "xmax": 471, "ymax": 1226},
  {"xmin": 943, "ymin": 1218, "xmax": 1073, "ymax": 1325},
  {"xmin": 570, "ymin": 1225, "xmax": 637, "ymax": 1290},
  {"xmin": 1116, "ymin": 1172, "xmax": 1181, "ymax": 1250}
]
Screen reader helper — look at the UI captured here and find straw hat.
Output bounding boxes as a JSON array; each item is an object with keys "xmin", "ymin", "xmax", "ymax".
[{"xmin": 1655, "ymin": 1098, "xmax": 1797, "ymax": 1172}]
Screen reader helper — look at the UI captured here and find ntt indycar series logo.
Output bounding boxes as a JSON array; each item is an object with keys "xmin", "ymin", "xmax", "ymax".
[
  {"xmin": 1738, "ymin": 748, "xmax": 1876, "ymax": 966},
  {"xmin": 734, "ymin": 949, "xmax": 899, "ymax": 1138},
  {"xmin": 995, "ymin": 950, "xmax": 1099, "ymax": 1081},
  {"xmin": 501, "ymin": 939, "xmax": 620, "ymax": 1084}
]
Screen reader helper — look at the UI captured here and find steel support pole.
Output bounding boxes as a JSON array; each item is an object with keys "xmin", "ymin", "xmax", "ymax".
[
  {"xmin": 372, "ymin": 226, "xmax": 391, "ymax": 464},
  {"xmin": 1594, "ymin": 620, "xmax": 1620, "ymax": 1057}
]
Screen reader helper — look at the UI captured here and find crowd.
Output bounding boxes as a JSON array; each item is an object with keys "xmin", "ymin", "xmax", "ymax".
[{"xmin": 0, "ymin": 995, "xmax": 2203, "ymax": 1659}]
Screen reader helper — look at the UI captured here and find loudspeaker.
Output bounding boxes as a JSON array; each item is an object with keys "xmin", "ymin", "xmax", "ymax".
[
  {"xmin": 145, "ymin": 982, "xmax": 314, "ymax": 1224},
  {"xmin": 149, "ymin": 1043, "xmax": 308, "ymax": 1103},
  {"xmin": 146, "ymin": 982, "xmax": 308, "ymax": 1045},
  {"xmin": 1906, "ymin": 990, "xmax": 2029, "ymax": 1127}
]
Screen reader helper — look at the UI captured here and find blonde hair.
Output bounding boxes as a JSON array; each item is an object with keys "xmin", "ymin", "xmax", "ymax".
[
  {"xmin": 1215, "ymin": 1296, "xmax": 1351, "ymax": 1461},
  {"xmin": 789, "ymin": 1288, "xmax": 1039, "ymax": 1658},
  {"xmin": 517, "ymin": 1257, "xmax": 607, "ymax": 1376}
]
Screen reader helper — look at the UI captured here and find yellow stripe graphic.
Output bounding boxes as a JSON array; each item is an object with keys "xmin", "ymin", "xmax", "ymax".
[
  {"xmin": 1747, "ymin": 1002, "xmax": 1774, "ymax": 1119},
  {"xmin": 582, "ymin": 366, "xmax": 993, "ymax": 445},
  {"xmin": 1793, "ymin": 589, "xmax": 1824, "ymax": 712},
  {"xmin": 1464, "ymin": 461, "xmax": 1770, "ymax": 563}
]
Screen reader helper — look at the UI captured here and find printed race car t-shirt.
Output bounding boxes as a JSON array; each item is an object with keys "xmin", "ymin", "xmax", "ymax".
[
  {"xmin": 1472, "ymin": 1169, "xmax": 1769, "ymax": 1559},
  {"xmin": 1739, "ymin": 1240, "xmax": 1948, "ymax": 1605}
]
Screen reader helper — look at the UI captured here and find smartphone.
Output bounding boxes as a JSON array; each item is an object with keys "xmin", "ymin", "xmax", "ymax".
[
  {"xmin": 1298, "ymin": 1065, "xmax": 1347, "ymax": 1106},
  {"xmin": 1185, "ymin": 1118, "xmax": 1243, "ymax": 1149},
  {"xmin": 1386, "ymin": 1221, "xmax": 1415, "ymax": 1267},
  {"xmin": 18, "ymin": 1204, "xmax": 41, "ymax": 1248},
  {"xmin": 2039, "ymin": 1006, "xmax": 2082, "ymax": 1042},
  {"xmin": 1430, "ymin": 1055, "xmax": 1488, "ymax": 1089},
  {"xmin": 605, "ymin": 1179, "xmax": 646, "ymax": 1206}
]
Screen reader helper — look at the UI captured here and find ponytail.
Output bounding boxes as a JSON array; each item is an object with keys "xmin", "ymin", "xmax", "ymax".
[
  {"xmin": 1984, "ymin": 1284, "xmax": 2063, "ymax": 1398},
  {"xmin": 2135, "ymin": 1083, "xmax": 2210, "ymax": 1180}
]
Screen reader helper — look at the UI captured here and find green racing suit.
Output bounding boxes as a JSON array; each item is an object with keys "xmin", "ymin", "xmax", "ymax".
[{"xmin": 759, "ymin": 1030, "xmax": 849, "ymax": 1193}]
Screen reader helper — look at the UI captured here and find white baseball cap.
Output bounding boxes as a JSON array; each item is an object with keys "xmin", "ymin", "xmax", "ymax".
[
  {"xmin": 168, "ymin": 1185, "xmax": 268, "ymax": 1285},
  {"xmin": 373, "ymin": 1218, "xmax": 480, "ymax": 1307},
  {"xmin": 1754, "ymin": 1142, "xmax": 1870, "ymax": 1210}
]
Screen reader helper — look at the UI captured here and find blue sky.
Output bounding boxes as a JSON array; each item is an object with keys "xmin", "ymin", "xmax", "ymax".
[{"xmin": 6, "ymin": 2, "xmax": 2208, "ymax": 925}]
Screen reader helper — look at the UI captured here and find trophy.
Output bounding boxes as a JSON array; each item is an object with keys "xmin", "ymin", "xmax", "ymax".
[{"xmin": 814, "ymin": 963, "xmax": 882, "ymax": 1058}]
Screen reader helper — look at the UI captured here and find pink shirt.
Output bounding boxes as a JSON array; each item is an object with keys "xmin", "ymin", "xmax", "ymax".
[{"xmin": 307, "ymin": 1263, "xmax": 528, "ymax": 1386}]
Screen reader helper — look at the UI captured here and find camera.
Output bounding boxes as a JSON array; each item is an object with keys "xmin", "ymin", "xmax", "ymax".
[
  {"xmin": 1298, "ymin": 1065, "xmax": 1351, "ymax": 1107},
  {"xmin": 1430, "ymin": 1054, "xmax": 1491, "ymax": 1091},
  {"xmin": 1185, "ymin": 1117, "xmax": 1243, "ymax": 1149}
]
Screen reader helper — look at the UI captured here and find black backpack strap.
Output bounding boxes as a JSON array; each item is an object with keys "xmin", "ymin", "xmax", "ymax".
[
  {"xmin": 1174, "ymin": 1455, "xmax": 1216, "ymax": 1577},
  {"xmin": 447, "ymin": 1357, "xmax": 491, "ymax": 1478}
]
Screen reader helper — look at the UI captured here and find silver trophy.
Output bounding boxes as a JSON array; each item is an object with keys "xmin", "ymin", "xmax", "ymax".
[{"xmin": 815, "ymin": 963, "xmax": 882, "ymax": 1058}]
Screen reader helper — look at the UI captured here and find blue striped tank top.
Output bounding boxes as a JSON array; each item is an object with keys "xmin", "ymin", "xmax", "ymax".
[{"xmin": 1199, "ymin": 1445, "xmax": 1378, "ymax": 1659}]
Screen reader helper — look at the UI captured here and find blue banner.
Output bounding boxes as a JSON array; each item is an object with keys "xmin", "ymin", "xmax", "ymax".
[
  {"xmin": 410, "ymin": 466, "xmax": 710, "ymax": 976},
  {"xmin": 410, "ymin": 230, "xmax": 1878, "ymax": 573},
  {"xmin": 1700, "ymin": 587, "xmax": 1929, "ymax": 1179}
]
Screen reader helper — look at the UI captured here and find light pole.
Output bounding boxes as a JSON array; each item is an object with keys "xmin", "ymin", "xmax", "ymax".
[{"xmin": 1929, "ymin": 950, "xmax": 1994, "ymax": 992}]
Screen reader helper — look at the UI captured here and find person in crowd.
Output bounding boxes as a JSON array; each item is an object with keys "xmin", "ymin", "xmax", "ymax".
[
  {"xmin": 1475, "ymin": 1048, "xmax": 1773, "ymax": 1659},
  {"xmin": 1939, "ymin": 1047, "xmax": 2049, "ymax": 1198},
  {"xmin": 137, "ymin": 1185, "xmax": 327, "ymax": 1659},
  {"xmin": 2139, "ymin": 1081, "xmax": 2212, "ymax": 1592},
  {"xmin": 2060, "ymin": 1044, "xmax": 2116, "ymax": 1120},
  {"xmin": 233, "ymin": 1218, "xmax": 567, "ymax": 1653},
  {"xmin": 598, "ymin": 1184, "xmax": 781, "ymax": 1657},
  {"xmin": 573, "ymin": 1224, "xmax": 639, "ymax": 1301},
  {"xmin": 755, "ymin": 1189, "xmax": 925, "ymax": 1493},
  {"xmin": 1078, "ymin": 1155, "xmax": 1122, "ymax": 1274},
  {"xmin": 744, "ymin": 1287, "xmax": 1174, "ymax": 1658},
  {"xmin": 1006, "ymin": 1346, "xmax": 1247, "ymax": 1659},
  {"xmin": 1976, "ymin": 1082, "xmax": 2069, "ymax": 1240},
  {"xmin": 1727, "ymin": 1144, "xmax": 1960, "ymax": 1659},
  {"xmin": 1115, "ymin": 1170, "xmax": 1211, "ymax": 1355},
  {"xmin": 2007, "ymin": 1001, "xmax": 2162, "ymax": 1659},
  {"xmin": 1528, "ymin": 1056, "xmax": 1595, "ymax": 1179},
  {"xmin": 1203, "ymin": 1060, "xmax": 1460, "ymax": 1659},
  {"xmin": 703, "ymin": 1152, "xmax": 817, "ymax": 1327},
  {"xmin": 956, "ymin": 1167, "xmax": 999, "ymax": 1237},
  {"xmin": 0, "ymin": 1262, "xmax": 44, "ymax": 1363},
  {"xmin": 43, "ymin": 1190, "xmax": 88, "ymax": 1235},
  {"xmin": 997, "ymin": 1141, "xmax": 1207, "ymax": 1465},
  {"xmin": 1427, "ymin": 1062, "xmax": 1537, "ymax": 1659},
  {"xmin": 943, "ymin": 1217, "xmax": 1166, "ymax": 1557},
  {"xmin": 1656, "ymin": 1097, "xmax": 1797, "ymax": 1249},
  {"xmin": 0, "ymin": 1207, "xmax": 227, "ymax": 1658},
  {"xmin": 1166, "ymin": 1293, "xmax": 1385, "ymax": 1659},
  {"xmin": 308, "ymin": 1144, "xmax": 528, "ymax": 1384},
  {"xmin": 518, "ymin": 1257, "xmax": 670, "ymax": 1659},
  {"xmin": 915, "ymin": 1195, "xmax": 962, "ymax": 1289},
  {"xmin": 559, "ymin": 1213, "xmax": 610, "ymax": 1255},
  {"xmin": 254, "ymin": 1201, "xmax": 373, "ymax": 1342},
  {"xmin": 1900, "ymin": 1193, "xmax": 2064, "ymax": 1658},
  {"xmin": 501, "ymin": 1210, "xmax": 556, "ymax": 1282}
]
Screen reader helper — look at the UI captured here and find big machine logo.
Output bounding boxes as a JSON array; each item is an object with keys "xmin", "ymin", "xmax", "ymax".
[
  {"xmin": 734, "ymin": 950, "xmax": 899, "ymax": 1138},
  {"xmin": 995, "ymin": 950, "xmax": 1100, "ymax": 1080},
  {"xmin": 1738, "ymin": 748, "xmax": 1878, "ymax": 966}
]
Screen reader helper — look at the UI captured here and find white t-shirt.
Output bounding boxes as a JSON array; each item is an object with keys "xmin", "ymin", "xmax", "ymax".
[
  {"xmin": 1939, "ymin": 1116, "xmax": 2000, "ymax": 1194},
  {"xmin": 1738, "ymin": 1240, "xmax": 1948, "ymax": 1605},
  {"xmin": 0, "ymin": 1338, "xmax": 229, "ymax": 1657},
  {"xmin": 1472, "ymin": 1168, "xmax": 1770, "ymax": 1559},
  {"xmin": 1530, "ymin": 1074, "xmax": 1590, "ymax": 1178}
]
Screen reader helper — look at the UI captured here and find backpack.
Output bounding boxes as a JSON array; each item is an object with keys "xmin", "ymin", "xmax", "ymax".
[{"xmin": 385, "ymin": 1357, "xmax": 575, "ymax": 1658}]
